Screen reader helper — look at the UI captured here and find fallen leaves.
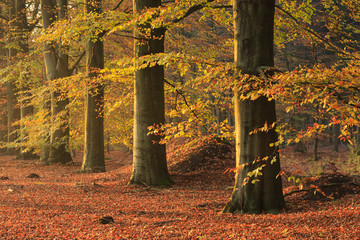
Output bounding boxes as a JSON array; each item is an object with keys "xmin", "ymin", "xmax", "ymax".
[{"xmin": 0, "ymin": 148, "xmax": 359, "ymax": 239}]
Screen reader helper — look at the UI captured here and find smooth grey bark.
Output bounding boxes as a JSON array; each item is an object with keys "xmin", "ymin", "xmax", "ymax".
[
  {"xmin": 223, "ymin": 0, "xmax": 285, "ymax": 214},
  {"xmin": 81, "ymin": 0, "xmax": 105, "ymax": 172},
  {"xmin": 41, "ymin": 0, "xmax": 72, "ymax": 164},
  {"xmin": 129, "ymin": 0, "xmax": 173, "ymax": 186}
]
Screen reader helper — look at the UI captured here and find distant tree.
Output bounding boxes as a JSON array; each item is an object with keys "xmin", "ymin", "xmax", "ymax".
[
  {"xmin": 223, "ymin": 0, "xmax": 285, "ymax": 214},
  {"xmin": 0, "ymin": 59, "xmax": 7, "ymax": 155},
  {"xmin": 5, "ymin": 0, "xmax": 22, "ymax": 155}
]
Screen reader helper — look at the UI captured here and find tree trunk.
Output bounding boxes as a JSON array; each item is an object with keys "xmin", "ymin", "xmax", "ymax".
[
  {"xmin": 81, "ymin": 0, "xmax": 105, "ymax": 172},
  {"xmin": 313, "ymin": 135, "xmax": 319, "ymax": 160},
  {"xmin": 40, "ymin": 68, "xmax": 51, "ymax": 162},
  {"xmin": 14, "ymin": 0, "xmax": 38, "ymax": 160},
  {"xmin": 294, "ymin": 140, "xmax": 307, "ymax": 153},
  {"xmin": 129, "ymin": 0, "xmax": 172, "ymax": 186},
  {"xmin": 5, "ymin": 80, "xmax": 20, "ymax": 155},
  {"xmin": 6, "ymin": 0, "xmax": 21, "ymax": 156},
  {"xmin": 333, "ymin": 124, "xmax": 340, "ymax": 152},
  {"xmin": 41, "ymin": 0, "xmax": 72, "ymax": 164},
  {"xmin": 223, "ymin": 0, "xmax": 284, "ymax": 214},
  {"xmin": 0, "ymin": 27, "xmax": 7, "ymax": 155}
]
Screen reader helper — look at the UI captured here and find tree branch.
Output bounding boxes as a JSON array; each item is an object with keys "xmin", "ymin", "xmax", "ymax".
[
  {"xmin": 67, "ymin": 0, "xmax": 128, "ymax": 73},
  {"xmin": 172, "ymin": 0, "xmax": 216, "ymax": 24},
  {"xmin": 70, "ymin": 50, "xmax": 86, "ymax": 75},
  {"xmin": 275, "ymin": 4, "xmax": 360, "ymax": 61},
  {"xmin": 0, "ymin": 15, "xmax": 8, "ymax": 21},
  {"xmin": 112, "ymin": 0, "xmax": 125, "ymax": 11},
  {"xmin": 284, "ymin": 182, "xmax": 359, "ymax": 197},
  {"xmin": 164, "ymin": 78, "xmax": 209, "ymax": 132}
]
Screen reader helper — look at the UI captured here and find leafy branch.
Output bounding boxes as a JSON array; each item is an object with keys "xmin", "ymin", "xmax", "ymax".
[
  {"xmin": 164, "ymin": 78, "xmax": 209, "ymax": 132},
  {"xmin": 275, "ymin": 4, "xmax": 360, "ymax": 61}
]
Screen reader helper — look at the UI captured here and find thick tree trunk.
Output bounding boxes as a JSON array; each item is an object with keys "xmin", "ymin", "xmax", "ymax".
[
  {"xmin": 81, "ymin": 0, "xmax": 105, "ymax": 172},
  {"xmin": 41, "ymin": 0, "xmax": 72, "ymax": 164},
  {"xmin": 129, "ymin": 0, "xmax": 172, "ymax": 186},
  {"xmin": 223, "ymin": 0, "xmax": 284, "ymax": 214}
]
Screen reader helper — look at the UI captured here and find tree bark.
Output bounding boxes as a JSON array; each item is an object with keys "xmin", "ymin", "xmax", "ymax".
[
  {"xmin": 14, "ymin": 0, "xmax": 38, "ymax": 160},
  {"xmin": 81, "ymin": 0, "xmax": 105, "ymax": 172},
  {"xmin": 41, "ymin": 0, "xmax": 72, "ymax": 164},
  {"xmin": 40, "ymin": 67, "xmax": 51, "ymax": 162},
  {"xmin": 5, "ymin": 0, "xmax": 21, "ymax": 155},
  {"xmin": 333, "ymin": 124, "xmax": 340, "ymax": 152},
  {"xmin": 223, "ymin": 0, "xmax": 285, "ymax": 214},
  {"xmin": 129, "ymin": 0, "xmax": 173, "ymax": 186},
  {"xmin": 0, "ymin": 43, "xmax": 7, "ymax": 154}
]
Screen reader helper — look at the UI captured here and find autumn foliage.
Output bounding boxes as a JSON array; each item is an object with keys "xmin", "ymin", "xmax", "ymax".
[
  {"xmin": 1, "ymin": 143, "xmax": 360, "ymax": 238},
  {"xmin": 0, "ymin": 0, "xmax": 359, "ymax": 237}
]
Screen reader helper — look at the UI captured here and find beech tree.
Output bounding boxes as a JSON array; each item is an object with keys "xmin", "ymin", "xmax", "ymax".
[
  {"xmin": 81, "ymin": 0, "xmax": 105, "ymax": 172},
  {"xmin": 16, "ymin": 0, "xmax": 39, "ymax": 160},
  {"xmin": 129, "ymin": 0, "xmax": 173, "ymax": 186},
  {"xmin": 41, "ymin": 0, "xmax": 72, "ymax": 164},
  {"xmin": 5, "ymin": 0, "xmax": 22, "ymax": 155},
  {"xmin": 223, "ymin": 0, "xmax": 285, "ymax": 213}
]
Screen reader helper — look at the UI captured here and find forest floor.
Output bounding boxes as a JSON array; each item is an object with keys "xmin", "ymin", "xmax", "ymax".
[{"xmin": 1, "ymin": 138, "xmax": 360, "ymax": 239}]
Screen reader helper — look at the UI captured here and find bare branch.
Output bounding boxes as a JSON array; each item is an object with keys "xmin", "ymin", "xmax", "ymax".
[
  {"xmin": 172, "ymin": 0, "xmax": 216, "ymax": 24},
  {"xmin": 70, "ymin": 50, "xmax": 86, "ymax": 75},
  {"xmin": 112, "ymin": 0, "xmax": 125, "ymax": 11},
  {"xmin": 275, "ymin": 4, "xmax": 360, "ymax": 61}
]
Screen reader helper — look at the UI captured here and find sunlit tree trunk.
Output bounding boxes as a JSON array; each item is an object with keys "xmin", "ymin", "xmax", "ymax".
[
  {"xmin": 81, "ymin": 0, "xmax": 105, "ymax": 173},
  {"xmin": 223, "ymin": 0, "xmax": 285, "ymax": 214},
  {"xmin": 41, "ymin": 0, "xmax": 72, "ymax": 164},
  {"xmin": 129, "ymin": 0, "xmax": 173, "ymax": 186}
]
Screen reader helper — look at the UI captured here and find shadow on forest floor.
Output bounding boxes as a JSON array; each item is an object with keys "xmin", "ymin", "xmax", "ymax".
[{"xmin": 0, "ymin": 140, "xmax": 359, "ymax": 238}]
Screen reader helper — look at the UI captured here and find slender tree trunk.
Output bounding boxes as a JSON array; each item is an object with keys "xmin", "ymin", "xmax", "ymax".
[
  {"xmin": 5, "ymin": 80, "xmax": 20, "ymax": 155},
  {"xmin": 313, "ymin": 135, "xmax": 319, "ymax": 160},
  {"xmin": 0, "ymin": 42, "xmax": 7, "ymax": 154},
  {"xmin": 6, "ymin": 0, "xmax": 20, "ymax": 155},
  {"xmin": 333, "ymin": 124, "xmax": 340, "ymax": 152},
  {"xmin": 129, "ymin": 0, "xmax": 173, "ymax": 186},
  {"xmin": 81, "ymin": 0, "xmax": 105, "ymax": 172},
  {"xmin": 14, "ymin": 0, "xmax": 38, "ymax": 160},
  {"xmin": 40, "ymin": 67, "xmax": 51, "ymax": 162},
  {"xmin": 223, "ymin": 0, "xmax": 284, "ymax": 214},
  {"xmin": 41, "ymin": 0, "xmax": 72, "ymax": 164}
]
